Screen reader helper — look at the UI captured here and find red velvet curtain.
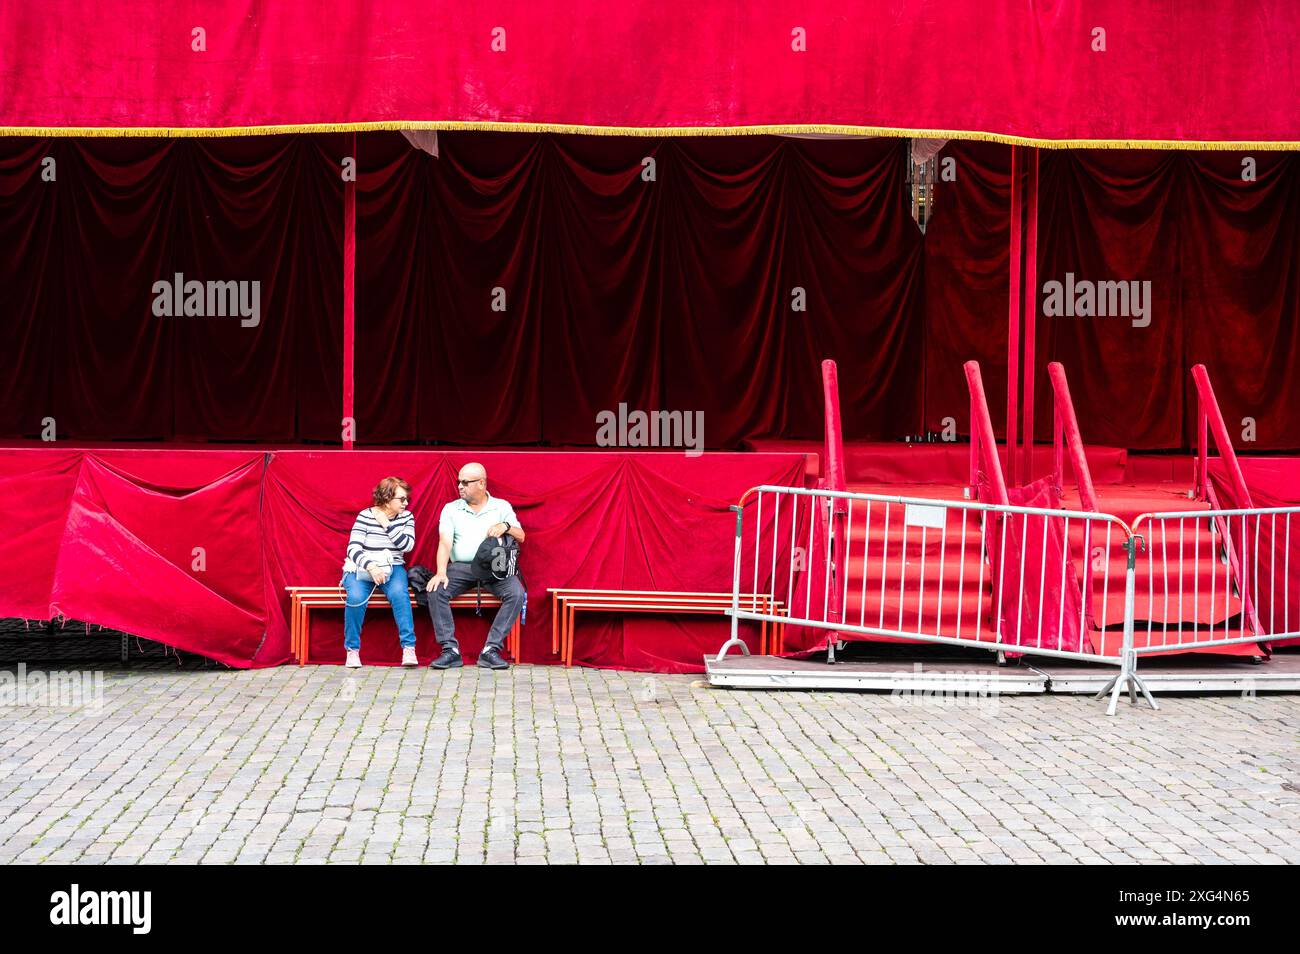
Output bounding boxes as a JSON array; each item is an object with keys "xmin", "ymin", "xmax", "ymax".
[
  {"xmin": 355, "ymin": 132, "xmax": 923, "ymax": 446},
  {"xmin": 924, "ymin": 143, "xmax": 1300, "ymax": 450},
  {"xmin": 0, "ymin": 136, "xmax": 344, "ymax": 441},
  {"xmin": 922, "ymin": 141, "xmax": 1014, "ymax": 440},
  {"xmin": 4, "ymin": 133, "xmax": 1300, "ymax": 450}
]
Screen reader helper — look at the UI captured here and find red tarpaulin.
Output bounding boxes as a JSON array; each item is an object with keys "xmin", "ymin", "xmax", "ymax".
[
  {"xmin": 992, "ymin": 478, "xmax": 1089, "ymax": 654},
  {"xmin": 3, "ymin": 2, "xmax": 1299, "ymax": 147},
  {"xmin": 0, "ymin": 448, "xmax": 807, "ymax": 671}
]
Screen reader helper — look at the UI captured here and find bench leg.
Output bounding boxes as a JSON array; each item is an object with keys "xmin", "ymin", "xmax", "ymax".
[
  {"xmin": 564, "ymin": 602, "xmax": 570, "ymax": 666},
  {"xmin": 565, "ymin": 604, "xmax": 574, "ymax": 667},
  {"xmin": 551, "ymin": 592, "xmax": 558, "ymax": 655}
]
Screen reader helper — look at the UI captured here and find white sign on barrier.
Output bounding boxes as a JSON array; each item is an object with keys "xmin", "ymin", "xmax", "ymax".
[{"xmin": 904, "ymin": 503, "xmax": 947, "ymax": 530}]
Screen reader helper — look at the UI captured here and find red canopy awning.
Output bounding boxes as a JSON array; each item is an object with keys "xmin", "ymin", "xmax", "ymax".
[{"xmin": 2, "ymin": 0, "xmax": 1298, "ymax": 147}]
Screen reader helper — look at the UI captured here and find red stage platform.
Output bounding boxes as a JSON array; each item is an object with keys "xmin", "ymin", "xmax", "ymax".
[
  {"xmin": 747, "ymin": 438, "xmax": 1210, "ymax": 487},
  {"xmin": 5, "ymin": 442, "xmax": 1296, "ymax": 671}
]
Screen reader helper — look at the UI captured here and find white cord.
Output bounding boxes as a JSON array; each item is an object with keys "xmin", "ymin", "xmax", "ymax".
[{"xmin": 340, "ymin": 572, "xmax": 379, "ymax": 609}]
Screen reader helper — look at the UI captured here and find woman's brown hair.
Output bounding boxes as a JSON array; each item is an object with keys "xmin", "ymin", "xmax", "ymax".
[{"xmin": 372, "ymin": 476, "xmax": 411, "ymax": 508}]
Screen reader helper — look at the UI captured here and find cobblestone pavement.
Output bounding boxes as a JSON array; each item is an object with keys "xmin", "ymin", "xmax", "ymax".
[{"xmin": 1, "ymin": 664, "xmax": 1298, "ymax": 864}]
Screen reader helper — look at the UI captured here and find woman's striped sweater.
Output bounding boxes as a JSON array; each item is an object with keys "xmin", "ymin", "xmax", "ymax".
[{"xmin": 346, "ymin": 508, "xmax": 415, "ymax": 570}]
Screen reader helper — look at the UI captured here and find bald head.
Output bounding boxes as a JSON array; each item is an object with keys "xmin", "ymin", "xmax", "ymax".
[{"xmin": 457, "ymin": 462, "xmax": 488, "ymax": 504}]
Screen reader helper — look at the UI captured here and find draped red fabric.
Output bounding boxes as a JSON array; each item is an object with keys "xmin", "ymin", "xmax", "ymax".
[
  {"xmin": 999, "ymin": 479, "xmax": 1088, "ymax": 654},
  {"xmin": 0, "ymin": 448, "xmax": 806, "ymax": 671},
  {"xmin": 5, "ymin": 133, "xmax": 1300, "ymax": 449},
  {"xmin": 4, "ymin": 2, "xmax": 1299, "ymax": 146}
]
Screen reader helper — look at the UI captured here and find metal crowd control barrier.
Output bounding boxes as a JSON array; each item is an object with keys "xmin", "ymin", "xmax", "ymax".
[
  {"xmin": 717, "ymin": 485, "xmax": 1156, "ymax": 714},
  {"xmin": 1130, "ymin": 507, "xmax": 1300, "ymax": 654}
]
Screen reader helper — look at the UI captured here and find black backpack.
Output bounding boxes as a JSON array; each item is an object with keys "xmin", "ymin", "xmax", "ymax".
[
  {"xmin": 470, "ymin": 534, "xmax": 525, "ymax": 622},
  {"xmin": 471, "ymin": 533, "xmax": 522, "ymax": 584}
]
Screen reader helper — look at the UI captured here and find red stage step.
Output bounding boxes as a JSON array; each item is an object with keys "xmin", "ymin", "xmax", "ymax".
[{"xmin": 836, "ymin": 483, "xmax": 987, "ymax": 644}]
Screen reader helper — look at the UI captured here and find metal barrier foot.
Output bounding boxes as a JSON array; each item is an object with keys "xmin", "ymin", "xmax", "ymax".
[
  {"xmin": 1096, "ymin": 671, "xmax": 1158, "ymax": 715},
  {"xmin": 1096, "ymin": 674, "xmax": 1123, "ymax": 716},
  {"xmin": 1093, "ymin": 675, "xmax": 1116, "ymax": 701},
  {"xmin": 1131, "ymin": 673, "xmax": 1159, "ymax": 711},
  {"xmin": 714, "ymin": 637, "xmax": 750, "ymax": 662}
]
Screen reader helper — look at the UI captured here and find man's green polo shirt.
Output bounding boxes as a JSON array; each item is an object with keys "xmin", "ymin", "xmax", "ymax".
[{"xmin": 439, "ymin": 494, "xmax": 522, "ymax": 563}]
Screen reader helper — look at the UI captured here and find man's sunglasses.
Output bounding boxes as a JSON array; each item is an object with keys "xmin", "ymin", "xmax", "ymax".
[{"xmin": 457, "ymin": 478, "xmax": 484, "ymax": 486}]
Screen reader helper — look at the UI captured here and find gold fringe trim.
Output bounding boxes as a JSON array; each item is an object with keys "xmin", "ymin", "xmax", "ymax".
[{"xmin": 2, "ymin": 120, "xmax": 1298, "ymax": 150}]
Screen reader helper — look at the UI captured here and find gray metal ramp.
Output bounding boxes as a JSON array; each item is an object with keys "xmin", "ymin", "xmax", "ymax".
[
  {"xmin": 707, "ymin": 651, "xmax": 1300, "ymax": 695},
  {"xmin": 705, "ymin": 654, "xmax": 1047, "ymax": 693},
  {"xmin": 1034, "ymin": 652, "xmax": 1300, "ymax": 694}
]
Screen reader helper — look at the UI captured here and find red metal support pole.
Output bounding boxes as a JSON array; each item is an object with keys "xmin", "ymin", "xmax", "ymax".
[
  {"xmin": 1047, "ymin": 362, "xmax": 1099, "ymax": 512},
  {"xmin": 965, "ymin": 361, "xmax": 1010, "ymax": 506},
  {"xmin": 969, "ymin": 388, "xmax": 979, "ymax": 499},
  {"xmin": 821, "ymin": 360, "xmax": 847, "ymax": 637},
  {"xmin": 821, "ymin": 359, "xmax": 847, "ymax": 494},
  {"xmin": 1020, "ymin": 149, "xmax": 1039, "ymax": 482},
  {"xmin": 1196, "ymin": 409, "xmax": 1208, "ymax": 499},
  {"xmin": 1049, "ymin": 361, "xmax": 1099, "ymax": 626},
  {"xmin": 1191, "ymin": 364, "xmax": 1253, "ymax": 508},
  {"xmin": 1052, "ymin": 398, "xmax": 1063, "ymax": 497},
  {"xmin": 1006, "ymin": 147, "xmax": 1022, "ymax": 487},
  {"xmin": 343, "ymin": 132, "xmax": 357, "ymax": 450},
  {"xmin": 1190, "ymin": 363, "xmax": 1262, "ymax": 641}
]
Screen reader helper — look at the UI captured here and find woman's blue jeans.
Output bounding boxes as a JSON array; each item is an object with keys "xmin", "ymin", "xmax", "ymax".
[{"xmin": 343, "ymin": 564, "xmax": 416, "ymax": 651}]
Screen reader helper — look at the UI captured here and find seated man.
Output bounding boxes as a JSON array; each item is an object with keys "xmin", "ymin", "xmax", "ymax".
[{"xmin": 426, "ymin": 462, "xmax": 525, "ymax": 670}]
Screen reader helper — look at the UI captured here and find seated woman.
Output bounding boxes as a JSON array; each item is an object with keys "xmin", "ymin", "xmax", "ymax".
[{"xmin": 342, "ymin": 477, "xmax": 417, "ymax": 668}]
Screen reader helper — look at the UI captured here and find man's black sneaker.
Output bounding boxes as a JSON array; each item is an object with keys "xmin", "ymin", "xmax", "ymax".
[
  {"xmin": 477, "ymin": 647, "xmax": 509, "ymax": 670},
  {"xmin": 430, "ymin": 648, "xmax": 463, "ymax": 669}
]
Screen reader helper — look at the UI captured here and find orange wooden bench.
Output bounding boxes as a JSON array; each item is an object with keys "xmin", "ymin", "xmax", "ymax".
[
  {"xmin": 286, "ymin": 586, "xmax": 521, "ymax": 664},
  {"xmin": 548, "ymin": 589, "xmax": 785, "ymax": 666}
]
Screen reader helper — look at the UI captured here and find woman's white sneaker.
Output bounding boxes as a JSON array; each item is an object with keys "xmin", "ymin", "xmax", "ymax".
[
  {"xmin": 345, "ymin": 650, "xmax": 362, "ymax": 669},
  {"xmin": 401, "ymin": 647, "xmax": 418, "ymax": 667}
]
